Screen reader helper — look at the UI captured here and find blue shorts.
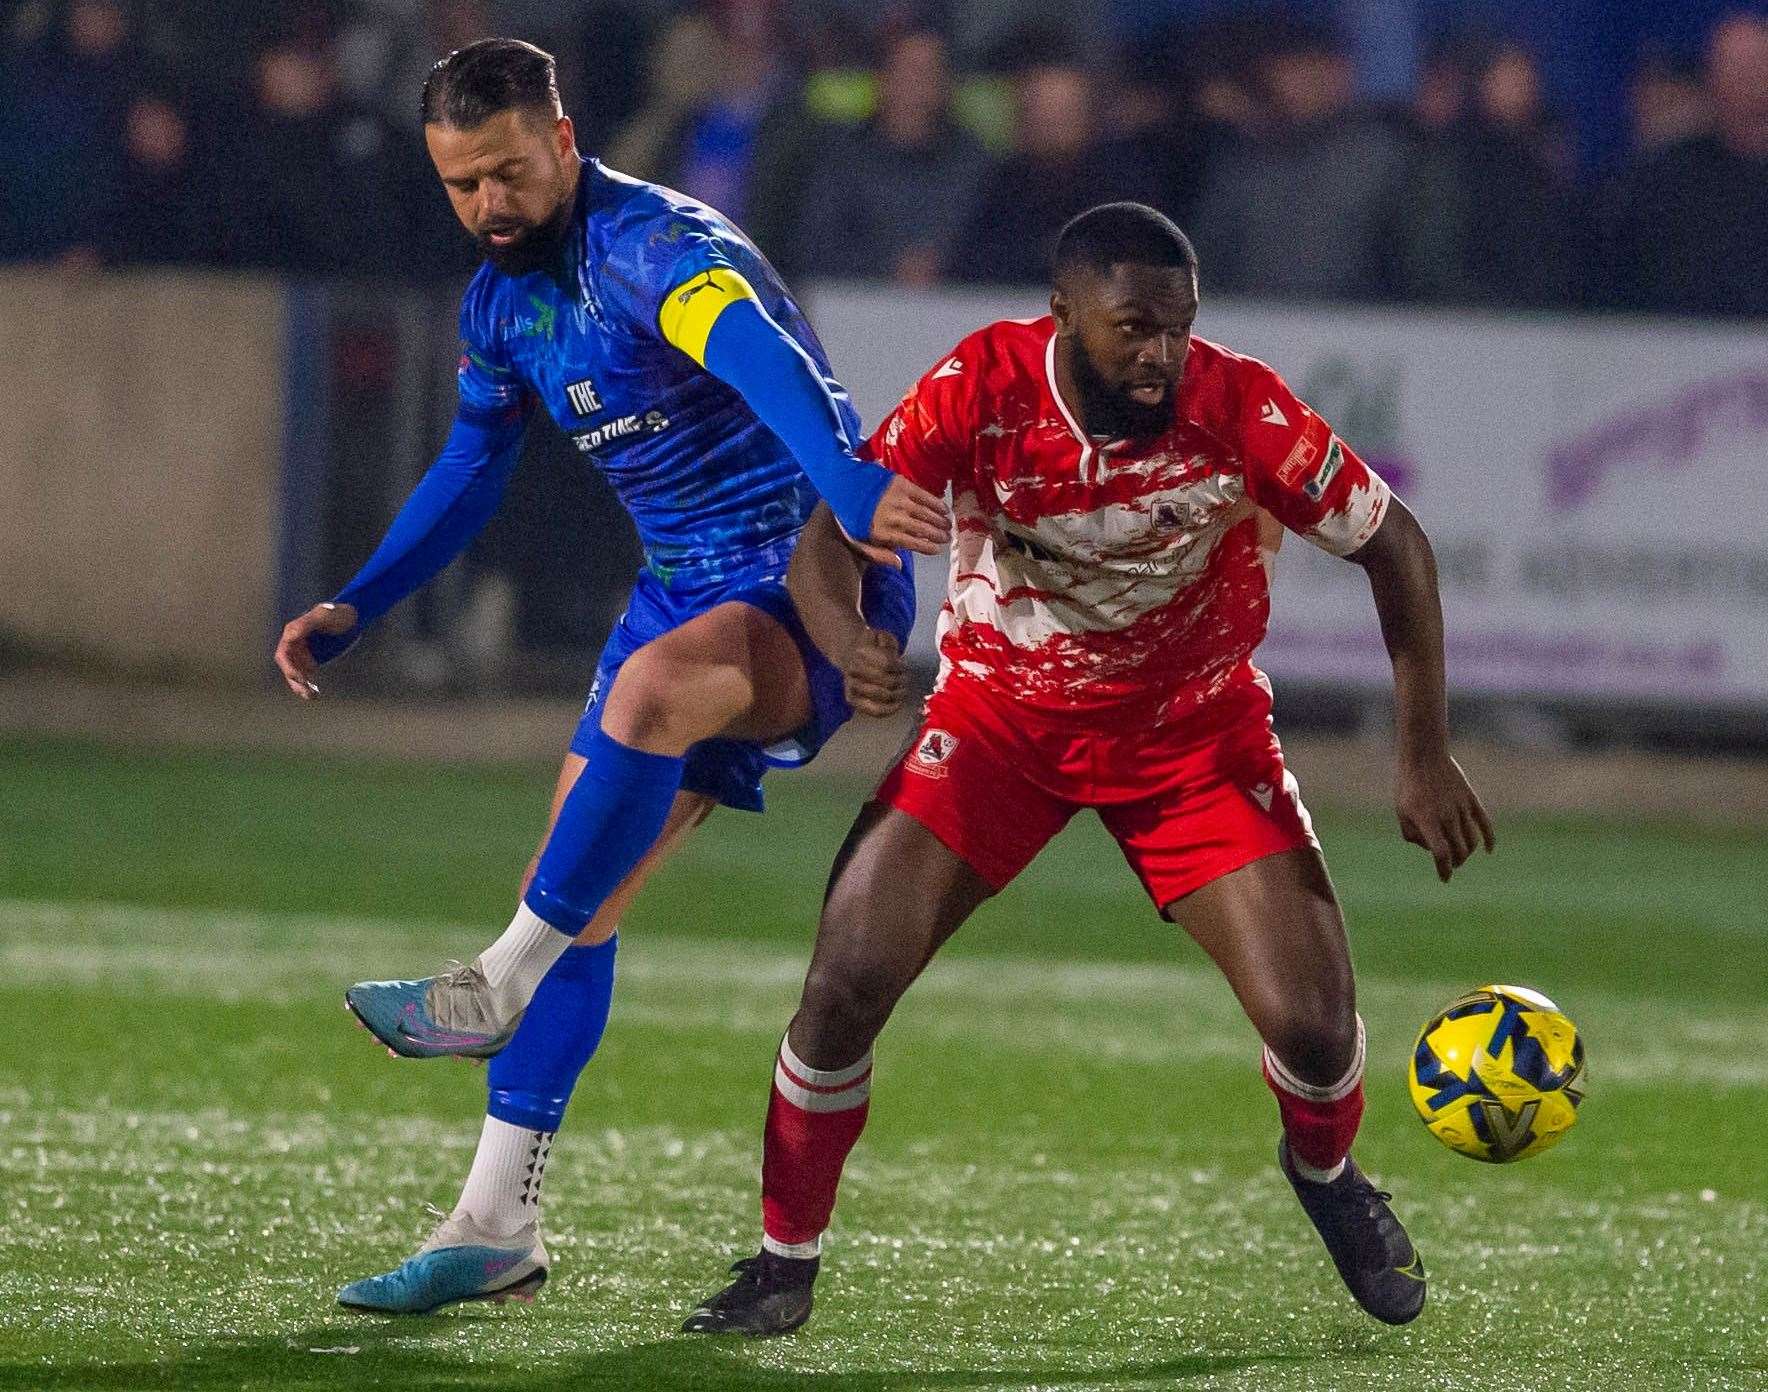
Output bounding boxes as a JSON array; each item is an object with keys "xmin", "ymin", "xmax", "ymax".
[{"xmin": 570, "ymin": 545, "xmax": 916, "ymax": 813}]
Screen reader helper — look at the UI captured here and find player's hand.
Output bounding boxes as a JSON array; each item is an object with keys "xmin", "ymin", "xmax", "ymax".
[
  {"xmin": 853, "ymin": 475, "xmax": 950, "ymax": 565},
  {"xmin": 1396, "ymin": 752, "xmax": 1496, "ymax": 882},
  {"xmin": 844, "ymin": 628, "xmax": 907, "ymax": 718},
  {"xmin": 273, "ymin": 601, "xmax": 358, "ymax": 700}
]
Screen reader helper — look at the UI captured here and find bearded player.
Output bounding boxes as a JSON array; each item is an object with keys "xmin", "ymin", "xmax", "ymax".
[
  {"xmin": 684, "ymin": 202, "xmax": 1495, "ymax": 1335},
  {"xmin": 271, "ymin": 39, "xmax": 944, "ymax": 1313}
]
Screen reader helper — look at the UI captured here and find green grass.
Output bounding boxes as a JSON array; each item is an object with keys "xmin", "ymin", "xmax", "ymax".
[{"xmin": 2, "ymin": 736, "xmax": 1765, "ymax": 1391}]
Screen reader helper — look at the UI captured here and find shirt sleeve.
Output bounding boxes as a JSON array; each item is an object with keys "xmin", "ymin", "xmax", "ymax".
[
  {"xmin": 864, "ymin": 350, "xmax": 973, "ymax": 495},
  {"xmin": 1237, "ymin": 363, "xmax": 1391, "ymax": 557},
  {"xmin": 308, "ymin": 305, "xmax": 532, "ymax": 662},
  {"xmin": 599, "ymin": 210, "xmax": 746, "ymax": 341}
]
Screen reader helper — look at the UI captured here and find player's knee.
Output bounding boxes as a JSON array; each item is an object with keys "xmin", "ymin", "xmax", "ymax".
[
  {"xmin": 798, "ymin": 953, "xmax": 906, "ymax": 1050},
  {"xmin": 601, "ymin": 652, "xmax": 702, "ymax": 750},
  {"xmin": 1266, "ymin": 992, "xmax": 1359, "ymax": 1087}
]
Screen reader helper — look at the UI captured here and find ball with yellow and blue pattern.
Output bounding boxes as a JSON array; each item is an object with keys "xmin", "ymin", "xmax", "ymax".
[{"xmin": 1407, "ymin": 984, "xmax": 1586, "ymax": 1163}]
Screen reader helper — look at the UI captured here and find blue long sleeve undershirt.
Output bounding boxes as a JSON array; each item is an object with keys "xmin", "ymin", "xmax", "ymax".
[
  {"xmin": 699, "ymin": 298, "xmax": 894, "ymax": 544},
  {"xmin": 310, "ymin": 296, "xmax": 890, "ymax": 665},
  {"xmin": 309, "ymin": 407, "xmax": 527, "ymax": 664}
]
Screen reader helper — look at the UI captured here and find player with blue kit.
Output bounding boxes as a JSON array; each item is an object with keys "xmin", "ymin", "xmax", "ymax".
[{"xmin": 271, "ymin": 39, "xmax": 948, "ymax": 1314}]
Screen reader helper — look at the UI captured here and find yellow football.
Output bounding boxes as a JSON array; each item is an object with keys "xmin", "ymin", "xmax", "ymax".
[{"xmin": 1407, "ymin": 984, "xmax": 1586, "ymax": 1162}]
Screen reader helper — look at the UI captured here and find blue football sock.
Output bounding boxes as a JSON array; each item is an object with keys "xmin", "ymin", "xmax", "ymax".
[
  {"xmin": 487, "ymin": 935, "xmax": 618, "ymax": 1132},
  {"xmin": 523, "ymin": 725, "xmax": 685, "ymax": 933}
]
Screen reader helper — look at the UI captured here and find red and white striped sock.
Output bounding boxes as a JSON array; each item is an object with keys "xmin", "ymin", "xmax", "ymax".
[
  {"xmin": 759, "ymin": 1036, "xmax": 873, "ymax": 1258},
  {"xmin": 1263, "ymin": 1015, "xmax": 1367, "ymax": 1182}
]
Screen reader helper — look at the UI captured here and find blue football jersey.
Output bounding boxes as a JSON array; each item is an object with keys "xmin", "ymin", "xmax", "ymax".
[{"xmin": 455, "ymin": 158, "xmax": 860, "ymax": 587}]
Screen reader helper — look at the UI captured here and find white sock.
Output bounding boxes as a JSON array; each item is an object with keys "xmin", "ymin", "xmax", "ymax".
[
  {"xmin": 477, "ymin": 903, "xmax": 573, "ymax": 1017},
  {"xmin": 763, "ymin": 1233, "xmax": 823, "ymax": 1259},
  {"xmin": 456, "ymin": 1114, "xmax": 553, "ymax": 1236},
  {"xmin": 1288, "ymin": 1152, "xmax": 1347, "ymax": 1184}
]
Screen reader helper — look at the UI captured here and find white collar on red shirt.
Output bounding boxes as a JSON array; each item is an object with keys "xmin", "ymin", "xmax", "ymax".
[{"xmin": 1044, "ymin": 330, "xmax": 1129, "ymax": 485}]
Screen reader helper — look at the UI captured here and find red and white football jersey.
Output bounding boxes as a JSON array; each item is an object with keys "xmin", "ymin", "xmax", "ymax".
[{"xmin": 868, "ymin": 316, "xmax": 1392, "ymax": 723}]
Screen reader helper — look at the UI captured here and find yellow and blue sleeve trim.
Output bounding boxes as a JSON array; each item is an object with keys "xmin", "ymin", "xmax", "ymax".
[{"xmin": 658, "ymin": 267, "xmax": 759, "ymax": 366}]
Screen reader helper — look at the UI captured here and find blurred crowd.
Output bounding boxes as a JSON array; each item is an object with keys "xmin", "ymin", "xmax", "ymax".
[{"xmin": 4, "ymin": 0, "xmax": 1768, "ymax": 317}]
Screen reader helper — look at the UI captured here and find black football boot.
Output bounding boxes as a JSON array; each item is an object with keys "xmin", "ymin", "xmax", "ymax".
[
  {"xmin": 680, "ymin": 1251, "xmax": 819, "ymax": 1337},
  {"xmin": 1279, "ymin": 1140, "xmax": 1428, "ymax": 1325}
]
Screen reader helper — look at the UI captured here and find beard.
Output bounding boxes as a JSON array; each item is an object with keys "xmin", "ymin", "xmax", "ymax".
[
  {"xmin": 476, "ymin": 189, "xmax": 574, "ymax": 277},
  {"xmin": 1070, "ymin": 339, "xmax": 1174, "ymax": 442}
]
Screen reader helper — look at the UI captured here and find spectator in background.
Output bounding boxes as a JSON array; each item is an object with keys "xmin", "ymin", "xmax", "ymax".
[
  {"xmin": 0, "ymin": 0, "xmax": 134, "ymax": 263},
  {"xmin": 1088, "ymin": 29, "xmax": 1217, "ymax": 229},
  {"xmin": 1408, "ymin": 33, "xmax": 1482, "ymax": 138},
  {"xmin": 336, "ymin": 0, "xmax": 495, "ymax": 138},
  {"xmin": 216, "ymin": 25, "xmax": 416, "ymax": 279},
  {"xmin": 1189, "ymin": 21, "xmax": 1409, "ymax": 303},
  {"xmin": 611, "ymin": 2, "xmax": 792, "ymax": 222},
  {"xmin": 1394, "ymin": 38, "xmax": 1577, "ymax": 308},
  {"xmin": 791, "ymin": 28, "xmax": 988, "ymax": 285},
  {"xmin": 101, "ymin": 88, "xmax": 214, "ymax": 266},
  {"xmin": 1186, "ymin": 15, "xmax": 1263, "ymax": 143},
  {"xmin": 1602, "ymin": 13, "xmax": 1768, "ymax": 317},
  {"xmin": 605, "ymin": 9, "xmax": 724, "ymax": 180},
  {"xmin": 944, "ymin": 57, "xmax": 1120, "ymax": 285},
  {"xmin": 556, "ymin": 2, "xmax": 661, "ymax": 155},
  {"xmin": 1629, "ymin": 45, "xmax": 1711, "ymax": 154},
  {"xmin": 605, "ymin": 1, "xmax": 813, "ymax": 266}
]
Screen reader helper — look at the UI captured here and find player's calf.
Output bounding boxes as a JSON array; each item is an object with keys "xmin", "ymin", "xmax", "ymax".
[
  {"xmin": 760, "ymin": 1035, "xmax": 873, "ymax": 1253},
  {"xmin": 1263, "ymin": 1002, "xmax": 1361, "ymax": 1097},
  {"xmin": 1264, "ymin": 1015, "xmax": 1426, "ymax": 1324},
  {"xmin": 682, "ymin": 1037, "xmax": 870, "ymax": 1337},
  {"xmin": 791, "ymin": 955, "xmax": 905, "ymax": 1065},
  {"xmin": 1263, "ymin": 1013, "xmax": 1366, "ymax": 1178}
]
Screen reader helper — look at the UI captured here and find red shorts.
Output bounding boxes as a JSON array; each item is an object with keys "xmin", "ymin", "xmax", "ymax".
[{"xmin": 876, "ymin": 678, "xmax": 1318, "ymax": 910}]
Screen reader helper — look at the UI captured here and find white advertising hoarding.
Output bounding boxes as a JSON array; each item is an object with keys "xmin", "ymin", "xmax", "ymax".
[{"xmin": 811, "ymin": 285, "xmax": 1768, "ymax": 708}]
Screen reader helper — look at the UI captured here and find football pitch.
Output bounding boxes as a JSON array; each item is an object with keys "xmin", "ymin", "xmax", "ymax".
[{"xmin": 2, "ymin": 737, "xmax": 1764, "ymax": 1391}]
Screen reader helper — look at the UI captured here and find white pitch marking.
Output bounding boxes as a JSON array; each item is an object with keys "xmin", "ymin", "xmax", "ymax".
[{"xmin": 4, "ymin": 900, "xmax": 1765, "ymax": 1087}]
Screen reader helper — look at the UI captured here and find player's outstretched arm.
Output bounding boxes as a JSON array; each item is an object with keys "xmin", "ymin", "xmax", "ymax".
[
  {"xmin": 785, "ymin": 503, "xmax": 908, "ymax": 718},
  {"xmin": 270, "ymin": 406, "xmax": 527, "ymax": 695},
  {"xmin": 1348, "ymin": 498, "xmax": 1496, "ymax": 882},
  {"xmin": 658, "ymin": 270, "xmax": 949, "ymax": 563}
]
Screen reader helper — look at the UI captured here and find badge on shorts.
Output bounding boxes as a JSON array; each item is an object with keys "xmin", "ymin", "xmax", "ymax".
[{"xmin": 910, "ymin": 728, "xmax": 960, "ymax": 777}]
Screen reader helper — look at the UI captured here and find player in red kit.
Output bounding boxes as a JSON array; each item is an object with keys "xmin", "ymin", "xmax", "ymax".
[{"xmin": 684, "ymin": 203, "xmax": 1495, "ymax": 1336}]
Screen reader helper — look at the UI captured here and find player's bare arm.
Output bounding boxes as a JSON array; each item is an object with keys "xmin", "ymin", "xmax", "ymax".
[
  {"xmin": 1348, "ymin": 497, "xmax": 1496, "ymax": 881},
  {"xmin": 785, "ymin": 503, "xmax": 909, "ymax": 718}
]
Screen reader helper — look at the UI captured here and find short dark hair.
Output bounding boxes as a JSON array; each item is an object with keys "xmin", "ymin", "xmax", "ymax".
[
  {"xmin": 1053, "ymin": 202, "xmax": 1198, "ymax": 283},
  {"xmin": 421, "ymin": 38, "xmax": 560, "ymax": 128}
]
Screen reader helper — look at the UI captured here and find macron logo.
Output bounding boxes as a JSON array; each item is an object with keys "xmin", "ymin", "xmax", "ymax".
[
  {"xmin": 1249, "ymin": 782, "xmax": 1275, "ymax": 811},
  {"xmin": 933, "ymin": 357, "xmax": 963, "ymax": 379},
  {"xmin": 1259, "ymin": 399, "xmax": 1289, "ymax": 427}
]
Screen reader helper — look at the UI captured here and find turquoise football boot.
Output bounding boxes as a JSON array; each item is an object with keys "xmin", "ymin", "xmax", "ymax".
[
  {"xmin": 344, "ymin": 960, "xmax": 521, "ymax": 1059},
  {"xmin": 337, "ymin": 1209, "xmax": 548, "ymax": 1315}
]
